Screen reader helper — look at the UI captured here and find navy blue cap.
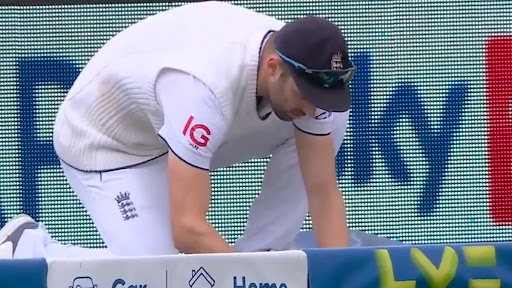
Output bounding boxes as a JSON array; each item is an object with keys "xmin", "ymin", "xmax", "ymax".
[{"xmin": 274, "ymin": 16, "xmax": 355, "ymax": 112}]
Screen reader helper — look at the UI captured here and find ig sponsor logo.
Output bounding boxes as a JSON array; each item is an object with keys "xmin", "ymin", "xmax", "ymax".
[{"xmin": 183, "ymin": 115, "xmax": 211, "ymax": 149}]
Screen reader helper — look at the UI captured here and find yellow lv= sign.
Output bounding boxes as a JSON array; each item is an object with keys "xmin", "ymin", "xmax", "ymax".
[{"xmin": 374, "ymin": 245, "xmax": 501, "ymax": 288}]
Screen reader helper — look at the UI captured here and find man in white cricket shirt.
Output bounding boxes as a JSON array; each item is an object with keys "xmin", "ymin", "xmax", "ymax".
[{"xmin": 0, "ymin": 1, "xmax": 356, "ymax": 258}]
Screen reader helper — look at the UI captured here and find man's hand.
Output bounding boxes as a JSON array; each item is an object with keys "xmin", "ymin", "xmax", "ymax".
[
  {"xmin": 294, "ymin": 128, "xmax": 350, "ymax": 248},
  {"xmin": 168, "ymin": 152, "xmax": 235, "ymax": 254}
]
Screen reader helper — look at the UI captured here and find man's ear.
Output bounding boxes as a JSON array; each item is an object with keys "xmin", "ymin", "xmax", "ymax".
[{"xmin": 265, "ymin": 55, "xmax": 281, "ymax": 77}]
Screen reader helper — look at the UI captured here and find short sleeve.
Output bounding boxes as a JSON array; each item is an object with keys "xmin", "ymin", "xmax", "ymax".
[
  {"xmin": 156, "ymin": 70, "xmax": 227, "ymax": 170},
  {"xmin": 292, "ymin": 108, "xmax": 335, "ymax": 136}
]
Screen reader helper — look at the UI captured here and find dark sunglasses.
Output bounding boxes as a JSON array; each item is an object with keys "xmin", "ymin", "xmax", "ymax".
[{"xmin": 276, "ymin": 50, "xmax": 356, "ymax": 88}]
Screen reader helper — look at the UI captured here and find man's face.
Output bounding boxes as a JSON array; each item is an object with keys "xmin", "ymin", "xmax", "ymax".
[{"xmin": 266, "ymin": 65, "xmax": 317, "ymax": 122}]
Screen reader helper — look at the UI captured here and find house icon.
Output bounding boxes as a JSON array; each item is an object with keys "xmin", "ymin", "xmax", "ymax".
[{"xmin": 189, "ymin": 267, "xmax": 215, "ymax": 288}]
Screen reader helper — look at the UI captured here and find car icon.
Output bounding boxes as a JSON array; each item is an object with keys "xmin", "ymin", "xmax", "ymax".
[{"xmin": 69, "ymin": 276, "xmax": 98, "ymax": 288}]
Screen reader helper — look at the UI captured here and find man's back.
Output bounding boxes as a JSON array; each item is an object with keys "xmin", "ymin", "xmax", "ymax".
[
  {"xmin": 53, "ymin": 1, "xmax": 286, "ymax": 171},
  {"xmin": 73, "ymin": 1, "xmax": 283, "ymax": 87}
]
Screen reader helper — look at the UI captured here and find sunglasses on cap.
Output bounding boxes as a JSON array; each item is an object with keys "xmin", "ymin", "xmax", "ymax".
[{"xmin": 276, "ymin": 50, "xmax": 356, "ymax": 88}]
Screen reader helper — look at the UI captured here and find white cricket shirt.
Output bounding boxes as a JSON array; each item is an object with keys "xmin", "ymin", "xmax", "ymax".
[{"xmin": 52, "ymin": 1, "xmax": 350, "ymax": 171}]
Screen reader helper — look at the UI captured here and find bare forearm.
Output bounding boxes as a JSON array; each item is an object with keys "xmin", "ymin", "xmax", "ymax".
[
  {"xmin": 175, "ymin": 221, "xmax": 235, "ymax": 254},
  {"xmin": 309, "ymin": 188, "xmax": 350, "ymax": 248}
]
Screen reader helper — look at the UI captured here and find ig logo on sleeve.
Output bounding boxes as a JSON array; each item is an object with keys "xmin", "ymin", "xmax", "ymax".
[{"xmin": 183, "ymin": 115, "xmax": 211, "ymax": 149}]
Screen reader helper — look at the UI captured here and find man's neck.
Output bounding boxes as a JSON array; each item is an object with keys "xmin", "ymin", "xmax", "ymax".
[{"xmin": 256, "ymin": 31, "xmax": 274, "ymax": 98}]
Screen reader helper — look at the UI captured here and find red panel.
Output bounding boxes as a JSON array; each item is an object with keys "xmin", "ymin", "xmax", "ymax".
[{"xmin": 486, "ymin": 36, "xmax": 512, "ymax": 225}]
